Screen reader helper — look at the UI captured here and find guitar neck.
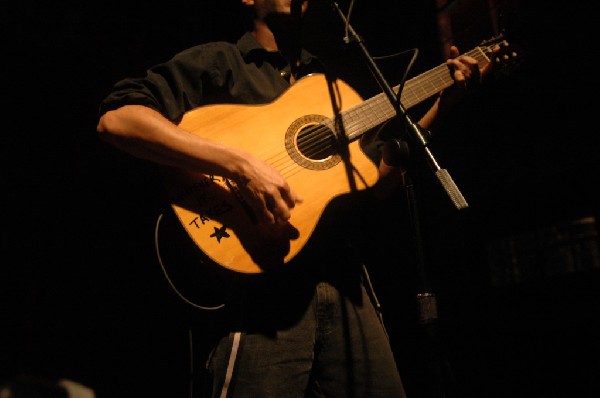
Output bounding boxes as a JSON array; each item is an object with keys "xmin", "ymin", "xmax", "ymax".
[{"xmin": 339, "ymin": 46, "xmax": 492, "ymax": 141}]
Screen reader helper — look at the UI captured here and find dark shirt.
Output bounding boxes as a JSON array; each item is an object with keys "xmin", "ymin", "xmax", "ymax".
[{"xmin": 99, "ymin": 32, "xmax": 325, "ymax": 123}]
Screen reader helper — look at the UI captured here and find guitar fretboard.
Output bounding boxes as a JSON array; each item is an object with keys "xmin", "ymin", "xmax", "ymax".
[{"xmin": 334, "ymin": 46, "xmax": 491, "ymax": 141}]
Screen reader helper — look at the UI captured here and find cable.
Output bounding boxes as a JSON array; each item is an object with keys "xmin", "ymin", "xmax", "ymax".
[{"xmin": 154, "ymin": 213, "xmax": 226, "ymax": 311}]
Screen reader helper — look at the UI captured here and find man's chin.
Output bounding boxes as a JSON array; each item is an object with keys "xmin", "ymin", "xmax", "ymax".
[{"xmin": 266, "ymin": 13, "xmax": 303, "ymax": 33}]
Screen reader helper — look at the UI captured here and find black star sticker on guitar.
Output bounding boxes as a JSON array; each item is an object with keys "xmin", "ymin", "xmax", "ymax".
[{"xmin": 210, "ymin": 225, "xmax": 230, "ymax": 243}]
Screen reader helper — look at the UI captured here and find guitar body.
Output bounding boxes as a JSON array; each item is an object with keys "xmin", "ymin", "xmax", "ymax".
[
  {"xmin": 162, "ymin": 74, "xmax": 379, "ymax": 274},
  {"xmin": 160, "ymin": 35, "xmax": 518, "ymax": 275}
]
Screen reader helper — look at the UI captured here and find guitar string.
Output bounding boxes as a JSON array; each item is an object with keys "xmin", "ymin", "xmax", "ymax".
[
  {"xmin": 261, "ymin": 66, "xmax": 454, "ymax": 175},
  {"xmin": 260, "ymin": 73, "xmax": 471, "ymax": 177},
  {"xmin": 255, "ymin": 46, "xmax": 492, "ymax": 178}
]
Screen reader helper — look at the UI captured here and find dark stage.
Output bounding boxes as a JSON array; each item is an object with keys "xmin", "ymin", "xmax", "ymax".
[{"xmin": 3, "ymin": 0, "xmax": 600, "ymax": 397}]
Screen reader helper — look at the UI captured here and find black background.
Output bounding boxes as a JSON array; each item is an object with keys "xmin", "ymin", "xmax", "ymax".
[{"xmin": 3, "ymin": 0, "xmax": 600, "ymax": 397}]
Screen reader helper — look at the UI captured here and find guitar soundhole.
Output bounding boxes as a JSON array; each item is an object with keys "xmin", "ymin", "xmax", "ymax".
[
  {"xmin": 297, "ymin": 124, "xmax": 337, "ymax": 161},
  {"xmin": 285, "ymin": 114, "xmax": 341, "ymax": 171}
]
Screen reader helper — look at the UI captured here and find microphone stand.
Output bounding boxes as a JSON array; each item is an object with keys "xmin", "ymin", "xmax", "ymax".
[
  {"xmin": 327, "ymin": 2, "xmax": 463, "ymax": 397},
  {"xmin": 328, "ymin": 1, "xmax": 468, "ymax": 211},
  {"xmin": 402, "ymin": 149, "xmax": 449, "ymax": 398}
]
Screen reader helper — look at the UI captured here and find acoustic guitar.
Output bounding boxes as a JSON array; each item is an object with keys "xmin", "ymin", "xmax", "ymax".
[{"xmin": 160, "ymin": 35, "xmax": 517, "ymax": 274}]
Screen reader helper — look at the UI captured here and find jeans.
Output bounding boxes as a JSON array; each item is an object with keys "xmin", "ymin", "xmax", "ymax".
[{"xmin": 204, "ymin": 270, "xmax": 406, "ymax": 398}]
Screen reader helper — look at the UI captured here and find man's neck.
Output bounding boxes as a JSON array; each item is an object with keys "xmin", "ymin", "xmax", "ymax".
[
  {"xmin": 252, "ymin": 20, "xmax": 278, "ymax": 52},
  {"xmin": 251, "ymin": 19, "xmax": 301, "ymax": 68}
]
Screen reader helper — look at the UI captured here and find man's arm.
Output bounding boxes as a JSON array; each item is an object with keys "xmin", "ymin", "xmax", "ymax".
[{"xmin": 97, "ymin": 104, "xmax": 302, "ymax": 224}]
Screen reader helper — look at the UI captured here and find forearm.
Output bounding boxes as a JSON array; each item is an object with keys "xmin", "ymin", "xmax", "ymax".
[
  {"xmin": 97, "ymin": 104, "xmax": 301, "ymax": 224},
  {"xmin": 417, "ymin": 96, "xmax": 441, "ymax": 132},
  {"xmin": 96, "ymin": 104, "xmax": 247, "ymax": 180}
]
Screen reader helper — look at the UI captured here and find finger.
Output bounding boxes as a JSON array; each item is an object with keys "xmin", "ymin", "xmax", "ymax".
[
  {"xmin": 463, "ymin": 57, "xmax": 482, "ymax": 84},
  {"xmin": 268, "ymin": 196, "xmax": 292, "ymax": 224},
  {"xmin": 446, "ymin": 59, "xmax": 468, "ymax": 85},
  {"xmin": 267, "ymin": 184, "xmax": 302, "ymax": 225},
  {"xmin": 259, "ymin": 186, "xmax": 297, "ymax": 224},
  {"xmin": 238, "ymin": 184, "xmax": 276, "ymax": 224},
  {"xmin": 448, "ymin": 45, "xmax": 460, "ymax": 58},
  {"xmin": 459, "ymin": 54, "xmax": 478, "ymax": 66},
  {"xmin": 253, "ymin": 194, "xmax": 276, "ymax": 224},
  {"xmin": 280, "ymin": 184, "xmax": 303, "ymax": 208}
]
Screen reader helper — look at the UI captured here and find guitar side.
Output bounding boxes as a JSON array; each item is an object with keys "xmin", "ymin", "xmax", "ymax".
[{"xmin": 162, "ymin": 74, "xmax": 380, "ymax": 274}]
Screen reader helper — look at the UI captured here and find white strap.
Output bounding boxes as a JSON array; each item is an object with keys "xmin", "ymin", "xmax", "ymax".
[{"xmin": 219, "ymin": 331, "xmax": 242, "ymax": 398}]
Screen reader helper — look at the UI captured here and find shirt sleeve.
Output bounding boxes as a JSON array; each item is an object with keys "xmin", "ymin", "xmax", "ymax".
[{"xmin": 98, "ymin": 45, "xmax": 217, "ymax": 123}]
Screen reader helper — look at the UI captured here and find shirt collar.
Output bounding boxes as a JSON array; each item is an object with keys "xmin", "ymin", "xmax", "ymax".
[{"xmin": 236, "ymin": 31, "xmax": 323, "ymax": 74}]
